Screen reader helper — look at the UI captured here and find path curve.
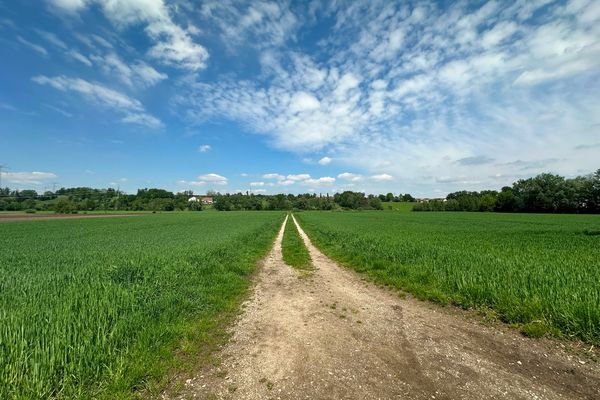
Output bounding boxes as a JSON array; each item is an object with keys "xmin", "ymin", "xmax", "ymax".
[{"xmin": 172, "ymin": 215, "xmax": 600, "ymax": 399}]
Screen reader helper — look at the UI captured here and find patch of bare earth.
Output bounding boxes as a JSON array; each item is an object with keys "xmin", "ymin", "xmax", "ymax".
[{"xmin": 168, "ymin": 215, "xmax": 600, "ymax": 399}]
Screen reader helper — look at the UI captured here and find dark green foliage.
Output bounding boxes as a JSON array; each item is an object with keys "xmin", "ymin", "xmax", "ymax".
[
  {"xmin": 212, "ymin": 191, "xmax": 386, "ymax": 211},
  {"xmin": 382, "ymin": 202, "xmax": 415, "ymax": 212},
  {"xmin": 54, "ymin": 197, "xmax": 78, "ymax": 214},
  {"xmin": 333, "ymin": 191, "xmax": 383, "ymax": 210},
  {"xmin": 520, "ymin": 321, "xmax": 550, "ymax": 338},
  {"xmin": 414, "ymin": 169, "xmax": 600, "ymax": 214}
]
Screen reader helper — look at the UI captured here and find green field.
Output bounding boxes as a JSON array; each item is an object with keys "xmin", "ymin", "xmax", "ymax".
[
  {"xmin": 281, "ymin": 216, "xmax": 311, "ymax": 271},
  {"xmin": 382, "ymin": 202, "xmax": 415, "ymax": 212},
  {"xmin": 296, "ymin": 211, "xmax": 600, "ymax": 343},
  {"xmin": 0, "ymin": 212, "xmax": 283, "ymax": 399}
]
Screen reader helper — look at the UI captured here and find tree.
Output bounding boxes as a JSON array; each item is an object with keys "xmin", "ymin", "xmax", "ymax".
[
  {"xmin": 496, "ymin": 187, "xmax": 516, "ymax": 212},
  {"xmin": 369, "ymin": 197, "xmax": 383, "ymax": 210},
  {"xmin": 480, "ymin": 194, "xmax": 496, "ymax": 212},
  {"xmin": 54, "ymin": 197, "xmax": 77, "ymax": 214},
  {"xmin": 582, "ymin": 169, "xmax": 600, "ymax": 213},
  {"xmin": 402, "ymin": 193, "xmax": 416, "ymax": 202},
  {"xmin": 513, "ymin": 173, "xmax": 568, "ymax": 212}
]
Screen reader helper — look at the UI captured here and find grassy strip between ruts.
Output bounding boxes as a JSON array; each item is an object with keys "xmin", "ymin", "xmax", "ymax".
[
  {"xmin": 295, "ymin": 211, "xmax": 600, "ymax": 345},
  {"xmin": 0, "ymin": 212, "xmax": 284, "ymax": 399},
  {"xmin": 281, "ymin": 215, "xmax": 312, "ymax": 271}
]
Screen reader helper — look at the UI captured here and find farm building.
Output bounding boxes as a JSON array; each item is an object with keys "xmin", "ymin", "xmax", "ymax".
[{"xmin": 188, "ymin": 195, "xmax": 214, "ymax": 205}]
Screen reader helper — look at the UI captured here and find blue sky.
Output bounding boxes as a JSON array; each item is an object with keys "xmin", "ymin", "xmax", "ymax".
[{"xmin": 0, "ymin": 0, "xmax": 599, "ymax": 196}]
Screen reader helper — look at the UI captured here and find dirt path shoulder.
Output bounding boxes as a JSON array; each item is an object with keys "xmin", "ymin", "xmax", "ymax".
[{"xmin": 170, "ymin": 215, "xmax": 600, "ymax": 399}]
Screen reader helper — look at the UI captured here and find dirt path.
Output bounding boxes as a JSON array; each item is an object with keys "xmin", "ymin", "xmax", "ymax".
[{"xmin": 172, "ymin": 215, "xmax": 600, "ymax": 399}]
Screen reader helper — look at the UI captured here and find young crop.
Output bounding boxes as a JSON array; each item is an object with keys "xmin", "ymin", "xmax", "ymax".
[
  {"xmin": 0, "ymin": 212, "xmax": 283, "ymax": 399},
  {"xmin": 281, "ymin": 215, "xmax": 312, "ymax": 271},
  {"xmin": 296, "ymin": 211, "xmax": 600, "ymax": 344}
]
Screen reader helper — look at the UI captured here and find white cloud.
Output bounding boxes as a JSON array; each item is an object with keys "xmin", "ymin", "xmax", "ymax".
[
  {"xmin": 370, "ymin": 174, "xmax": 394, "ymax": 182},
  {"xmin": 90, "ymin": 53, "xmax": 167, "ymax": 88},
  {"xmin": 250, "ymin": 181, "xmax": 265, "ymax": 187},
  {"xmin": 200, "ymin": 1, "xmax": 299, "ymax": 49},
  {"xmin": 289, "ymin": 91, "xmax": 320, "ymax": 113},
  {"xmin": 67, "ymin": 50, "xmax": 92, "ymax": 66},
  {"xmin": 91, "ymin": 34, "xmax": 113, "ymax": 49},
  {"xmin": 32, "ymin": 75, "xmax": 162, "ymax": 128},
  {"xmin": 49, "ymin": 0, "xmax": 90, "ymax": 12},
  {"xmin": 1, "ymin": 171, "xmax": 57, "ymax": 185},
  {"xmin": 34, "ymin": 29, "xmax": 67, "ymax": 49},
  {"xmin": 198, "ymin": 144, "xmax": 211, "ymax": 153},
  {"xmin": 263, "ymin": 173, "xmax": 285, "ymax": 180},
  {"xmin": 179, "ymin": 173, "xmax": 228, "ymax": 187},
  {"xmin": 286, "ymin": 174, "xmax": 311, "ymax": 181},
  {"xmin": 302, "ymin": 176, "xmax": 336, "ymax": 187},
  {"xmin": 43, "ymin": 103, "xmax": 74, "ymax": 117},
  {"xmin": 17, "ymin": 36, "xmax": 48, "ymax": 56},
  {"xmin": 49, "ymin": 0, "xmax": 209, "ymax": 70},
  {"xmin": 197, "ymin": 173, "xmax": 228, "ymax": 185},
  {"xmin": 318, "ymin": 156, "xmax": 332, "ymax": 165},
  {"xmin": 337, "ymin": 172, "xmax": 363, "ymax": 182},
  {"xmin": 121, "ymin": 113, "xmax": 163, "ymax": 129}
]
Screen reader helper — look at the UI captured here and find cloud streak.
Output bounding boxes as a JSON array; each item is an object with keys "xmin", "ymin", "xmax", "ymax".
[
  {"xmin": 49, "ymin": 0, "xmax": 209, "ymax": 70},
  {"xmin": 32, "ymin": 75, "xmax": 162, "ymax": 128}
]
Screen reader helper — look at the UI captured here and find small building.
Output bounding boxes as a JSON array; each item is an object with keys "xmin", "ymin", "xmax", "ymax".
[{"xmin": 188, "ymin": 195, "xmax": 214, "ymax": 205}]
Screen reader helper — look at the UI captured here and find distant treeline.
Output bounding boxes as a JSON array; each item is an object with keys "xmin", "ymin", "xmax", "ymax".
[
  {"xmin": 213, "ymin": 191, "xmax": 401, "ymax": 211},
  {"xmin": 3, "ymin": 169, "xmax": 597, "ymax": 214},
  {"xmin": 0, "ymin": 187, "xmax": 409, "ymax": 212},
  {"xmin": 0, "ymin": 188, "xmax": 198, "ymax": 213},
  {"xmin": 414, "ymin": 169, "xmax": 600, "ymax": 214}
]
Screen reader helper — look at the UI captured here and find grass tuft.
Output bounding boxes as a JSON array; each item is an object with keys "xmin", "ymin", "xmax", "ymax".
[{"xmin": 281, "ymin": 215, "xmax": 312, "ymax": 271}]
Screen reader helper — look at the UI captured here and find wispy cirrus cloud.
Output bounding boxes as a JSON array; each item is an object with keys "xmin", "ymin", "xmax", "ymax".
[
  {"xmin": 178, "ymin": 173, "xmax": 228, "ymax": 188},
  {"xmin": 16, "ymin": 36, "xmax": 48, "ymax": 56},
  {"xmin": 90, "ymin": 53, "xmax": 167, "ymax": 88},
  {"xmin": 32, "ymin": 75, "xmax": 162, "ymax": 128},
  {"xmin": 48, "ymin": 0, "xmax": 209, "ymax": 70},
  {"xmin": 34, "ymin": 28, "xmax": 67, "ymax": 49},
  {"xmin": 1, "ymin": 171, "xmax": 57, "ymax": 185},
  {"xmin": 199, "ymin": 0, "xmax": 300, "ymax": 49}
]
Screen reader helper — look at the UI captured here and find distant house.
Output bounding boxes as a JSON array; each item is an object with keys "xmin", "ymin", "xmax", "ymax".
[
  {"xmin": 188, "ymin": 195, "xmax": 213, "ymax": 205},
  {"xmin": 417, "ymin": 198, "xmax": 446, "ymax": 203}
]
